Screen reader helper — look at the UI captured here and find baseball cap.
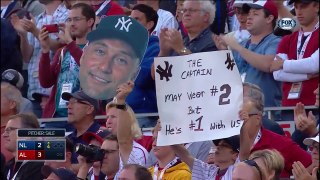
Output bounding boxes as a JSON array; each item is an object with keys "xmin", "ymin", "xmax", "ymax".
[
  {"xmin": 303, "ymin": 135, "xmax": 319, "ymax": 146},
  {"xmin": 243, "ymin": 0, "xmax": 278, "ymax": 19},
  {"xmin": 41, "ymin": 165, "xmax": 77, "ymax": 180},
  {"xmin": 62, "ymin": 90, "xmax": 99, "ymax": 111},
  {"xmin": 233, "ymin": 0, "xmax": 254, "ymax": 7},
  {"xmin": 82, "ymin": 129, "xmax": 111, "ymax": 144},
  {"xmin": 32, "ymin": 91, "xmax": 50, "ymax": 102},
  {"xmin": 288, "ymin": 0, "xmax": 319, "ymax": 5},
  {"xmin": 1, "ymin": 69, "xmax": 24, "ymax": 89},
  {"xmin": 87, "ymin": 15, "xmax": 149, "ymax": 62},
  {"xmin": 213, "ymin": 135, "xmax": 240, "ymax": 152}
]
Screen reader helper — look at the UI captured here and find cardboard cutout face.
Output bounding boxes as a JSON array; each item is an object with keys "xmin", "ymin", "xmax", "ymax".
[{"xmin": 79, "ymin": 15, "xmax": 148, "ymax": 100}]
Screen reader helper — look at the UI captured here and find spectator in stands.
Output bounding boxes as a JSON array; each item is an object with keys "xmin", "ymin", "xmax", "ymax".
[
  {"xmin": 221, "ymin": 1, "xmax": 282, "ymax": 108},
  {"xmin": 213, "ymin": 1, "xmax": 251, "ymax": 50},
  {"xmin": 128, "ymin": 4, "xmax": 159, "ymax": 126},
  {"xmin": 2, "ymin": 69, "xmax": 33, "ymax": 114},
  {"xmin": 80, "ymin": 129, "xmax": 111, "ymax": 179},
  {"xmin": 1, "ymin": 18, "xmax": 22, "ymax": 75},
  {"xmin": 147, "ymin": 135, "xmax": 213, "ymax": 168},
  {"xmin": 79, "ymin": 15, "xmax": 148, "ymax": 100},
  {"xmin": 10, "ymin": 0, "xmax": 69, "ymax": 118},
  {"xmin": 239, "ymin": 94, "xmax": 312, "ymax": 178},
  {"xmin": 118, "ymin": 164, "xmax": 152, "ymax": 180},
  {"xmin": 170, "ymin": 126, "xmax": 243, "ymax": 179},
  {"xmin": 105, "ymin": 82, "xmax": 149, "ymax": 167},
  {"xmin": 42, "ymin": 165, "xmax": 77, "ymax": 180},
  {"xmin": 233, "ymin": 149, "xmax": 285, "ymax": 180},
  {"xmin": 38, "ymin": 3, "xmax": 95, "ymax": 127},
  {"xmin": 243, "ymin": 82, "xmax": 285, "ymax": 136},
  {"xmin": 3, "ymin": 113, "xmax": 44, "ymax": 180},
  {"xmin": 0, "ymin": 82, "xmax": 22, "ymax": 163},
  {"xmin": 149, "ymin": 129, "xmax": 191, "ymax": 179},
  {"xmin": 32, "ymin": 91, "xmax": 50, "ymax": 111},
  {"xmin": 292, "ymin": 134, "xmax": 319, "ymax": 180},
  {"xmin": 291, "ymin": 85, "xmax": 319, "ymax": 150},
  {"xmin": 77, "ymin": 134, "xmax": 120, "ymax": 180},
  {"xmin": 273, "ymin": 0, "xmax": 319, "ymax": 116},
  {"xmin": 175, "ymin": 0, "xmax": 188, "ymax": 38},
  {"xmin": 137, "ymin": 0, "xmax": 178, "ymax": 37},
  {"xmin": 44, "ymin": 137, "xmax": 74, "ymax": 172},
  {"xmin": 63, "ymin": 90, "xmax": 100, "ymax": 163},
  {"xmin": 150, "ymin": 0, "xmax": 217, "ymax": 78}
]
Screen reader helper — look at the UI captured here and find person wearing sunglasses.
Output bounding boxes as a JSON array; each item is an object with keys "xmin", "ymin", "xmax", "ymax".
[{"xmin": 233, "ymin": 149, "xmax": 284, "ymax": 180}]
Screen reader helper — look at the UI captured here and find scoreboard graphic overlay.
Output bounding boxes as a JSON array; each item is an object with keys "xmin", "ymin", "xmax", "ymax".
[{"xmin": 16, "ymin": 129, "xmax": 66, "ymax": 161}]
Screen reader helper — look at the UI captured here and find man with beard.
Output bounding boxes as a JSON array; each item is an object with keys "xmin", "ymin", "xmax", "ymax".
[{"xmin": 38, "ymin": 3, "xmax": 95, "ymax": 129}]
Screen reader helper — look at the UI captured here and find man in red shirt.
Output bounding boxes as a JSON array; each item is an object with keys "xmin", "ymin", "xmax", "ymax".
[
  {"xmin": 239, "ymin": 85, "xmax": 312, "ymax": 178},
  {"xmin": 91, "ymin": 0, "xmax": 125, "ymax": 18},
  {"xmin": 273, "ymin": 0, "xmax": 319, "ymax": 108}
]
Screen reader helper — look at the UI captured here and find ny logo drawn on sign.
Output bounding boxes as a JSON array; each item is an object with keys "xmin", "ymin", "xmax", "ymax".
[
  {"xmin": 225, "ymin": 53, "xmax": 235, "ymax": 71},
  {"xmin": 156, "ymin": 61, "xmax": 173, "ymax": 81},
  {"xmin": 115, "ymin": 17, "xmax": 133, "ymax": 32}
]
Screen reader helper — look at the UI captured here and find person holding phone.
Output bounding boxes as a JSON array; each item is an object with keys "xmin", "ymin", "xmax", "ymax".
[
  {"xmin": 38, "ymin": 3, "xmax": 95, "ymax": 128},
  {"xmin": 10, "ymin": 0, "xmax": 68, "ymax": 118}
]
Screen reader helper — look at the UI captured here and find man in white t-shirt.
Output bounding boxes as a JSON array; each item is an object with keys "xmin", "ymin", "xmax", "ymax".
[{"xmin": 136, "ymin": 0, "xmax": 178, "ymax": 36}]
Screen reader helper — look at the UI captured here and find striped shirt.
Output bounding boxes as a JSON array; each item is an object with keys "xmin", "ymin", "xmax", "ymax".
[
  {"xmin": 192, "ymin": 158, "xmax": 240, "ymax": 180},
  {"xmin": 26, "ymin": 3, "xmax": 68, "ymax": 100},
  {"xmin": 113, "ymin": 141, "xmax": 149, "ymax": 180}
]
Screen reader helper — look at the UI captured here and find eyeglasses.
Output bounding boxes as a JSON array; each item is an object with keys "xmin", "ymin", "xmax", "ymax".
[
  {"xmin": 3, "ymin": 127, "xmax": 19, "ymax": 134},
  {"xmin": 66, "ymin": 17, "xmax": 87, "ymax": 23},
  {"xmin": 243, "ymin": 159, "xmax": 263, "ymax": 180},
  {"xmin": 180, "ymin": 8, "xmax": 203, "ymax": 14},
  {"xmin": 66, "ymin": 99, "xmax": 92, "ymax": 106}
]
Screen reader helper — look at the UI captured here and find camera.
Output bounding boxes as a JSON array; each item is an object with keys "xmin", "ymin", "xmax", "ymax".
[{"xmin": 75, "ymin": 143, "xmax": 105, "ymax": 163}]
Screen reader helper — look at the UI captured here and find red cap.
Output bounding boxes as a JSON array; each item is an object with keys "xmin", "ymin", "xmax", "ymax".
[
  {"xmin": 82, "ymin": 129, "xmax": 111, "ymax": 144},
  {"xmin": 243, "ymin": 0, "xmax": 278, "ymax": 19}
]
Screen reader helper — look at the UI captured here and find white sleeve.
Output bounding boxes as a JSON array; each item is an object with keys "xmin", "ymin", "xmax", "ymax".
[
  {"xmin": 283, "ymin": 49, "xmax": 319, "ymax": 74},
  {"xmin": 192, "ymin": 159, "xmax": 218, "ymax": 179},
  {"xmin": 273, "ymin": 70, "xmax": 309, "ymax": 82}
]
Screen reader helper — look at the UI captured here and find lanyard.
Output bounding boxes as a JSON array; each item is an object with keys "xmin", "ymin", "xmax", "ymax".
[
  {"xmin": 8, "ymin": 160, "xmax": 28, "ymax": 180},
  {"xmin": 95, "ymin": 0, "xmax": 111, "ymax": 16},
  {"xmin": 245, "ymin": 33, "xmax": 272, "ymax": 51},
  {"xmin": 296, "ymin": 22, "xmax": 319, "ymax": 59},
  {"xmin": 252, "ymin": 129, "xmax": 262, "ymax": 148},
  {"xmin": 153, "ymin": 157, "xmax": 179, "ymax": 180}
]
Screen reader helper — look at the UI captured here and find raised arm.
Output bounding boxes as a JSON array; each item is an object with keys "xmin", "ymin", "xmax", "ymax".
[{"xmin": 116, "ymin": 81, "xmax": 134, "ymax": 164}]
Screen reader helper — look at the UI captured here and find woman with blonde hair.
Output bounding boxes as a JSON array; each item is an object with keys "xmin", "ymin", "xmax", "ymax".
[{"xmin": 105, "ymin": 81, "xmax": 148, "ymax": 170}]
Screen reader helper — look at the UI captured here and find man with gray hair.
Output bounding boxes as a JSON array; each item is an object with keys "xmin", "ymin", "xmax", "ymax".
[
  {"xmin": 0, "ymin": 81, "xmax": 23, "ymax": 163},
  {"xmin": 156, "ymin": 0, "xmax": 217, "ymax": 57},
  {"xmin": 2, "ymin": 69, "xmax": 33, "ymax": 114},
  {"xmin": 243, "ymin": 82, "xmax": 285, "ymax": 135}
]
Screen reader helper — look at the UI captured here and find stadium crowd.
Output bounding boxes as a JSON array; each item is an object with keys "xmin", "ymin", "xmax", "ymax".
[{"xmin": 0, "ymin": 0, "xmax": 319, "ymax": 180}]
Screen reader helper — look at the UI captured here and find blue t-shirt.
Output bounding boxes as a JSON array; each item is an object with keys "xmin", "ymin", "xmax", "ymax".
[{"xmin": 233, "ymin": 33, "xmax": 282, "ymax": 107}]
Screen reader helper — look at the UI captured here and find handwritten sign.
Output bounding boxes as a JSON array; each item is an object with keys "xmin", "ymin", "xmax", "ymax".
[{"xmin": 155, "ymin": 51, "xmax": 243, "ymax": 146}]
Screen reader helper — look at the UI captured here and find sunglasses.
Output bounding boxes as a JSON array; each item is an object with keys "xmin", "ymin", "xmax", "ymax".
[{"xmin": 243, "ymin": 159, "xmax": 263, "ymax": 180}]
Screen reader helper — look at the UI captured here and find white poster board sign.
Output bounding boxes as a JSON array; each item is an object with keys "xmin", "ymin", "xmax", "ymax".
[{"xmin": 154, "ymin": 51, "xmax": 243, "ymax": 146}]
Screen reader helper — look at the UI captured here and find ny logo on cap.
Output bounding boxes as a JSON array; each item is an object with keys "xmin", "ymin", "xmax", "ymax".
[
  {"xmin": 4, "ymin": 72, "xmax": 14, "ymax": 80},
  {"xmin": 115, "ymin": 17, "xmax": 133, "ymax": 32}
]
